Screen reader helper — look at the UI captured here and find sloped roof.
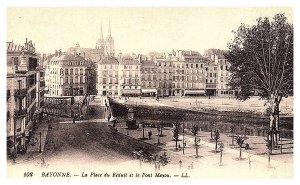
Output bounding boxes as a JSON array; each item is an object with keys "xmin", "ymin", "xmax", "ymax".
[
  {"xmin": 51, "ymin": 54, "xmax": 85, "ymax": 61},
  {"xmin": 120, "ymin": 57, "xmax": 140, "ymax": 65},
  {"xmin": 99, "ymin": 56, "xmax": 119, "ymax": 65}
]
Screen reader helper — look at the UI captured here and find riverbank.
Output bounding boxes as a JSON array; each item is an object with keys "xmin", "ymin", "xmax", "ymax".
[{"xmin": 109, "ymin": 97, "xmax": 293, "ymax": 138}]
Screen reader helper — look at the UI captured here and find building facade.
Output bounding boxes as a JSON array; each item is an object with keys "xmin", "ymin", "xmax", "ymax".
[
  {"xmin": 45, "ymin": 50, "xmax": 88, "ymax": 96},
  {"xmin": 96, "ymin": 56, "xmax": 120, "ymax": 96},
  {"xmin": 119, "ymin": 56, "xmax": 141, "ymax": 96},
  {"xmin": 6, "ymin": 39, "xmax": 43, "ymax": 156},
  {"xmin": 140, "ymin": 56, "xmax": 158, "ymax": 97}
]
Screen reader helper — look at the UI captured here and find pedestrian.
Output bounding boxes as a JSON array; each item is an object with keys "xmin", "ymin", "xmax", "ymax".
[
  {"xmin": 179, "ymin": 160, "xmax": 182, "ymax": 171},
  {"xmin": 148, "ymin": 130, "xmax": 152, "ymax": 139},
  {"xmin": 41, "ymin": 158, "xmax": 46, "ymax": 168}
]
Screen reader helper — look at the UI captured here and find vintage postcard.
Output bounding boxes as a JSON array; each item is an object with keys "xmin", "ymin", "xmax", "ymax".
[{"xmin": 5, "ymin": 6, "xmax": 293, "ymax": 180}]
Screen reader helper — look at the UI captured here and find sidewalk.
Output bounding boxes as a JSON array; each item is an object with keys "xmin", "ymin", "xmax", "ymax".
[
  {"xmin": 114, "ymin": 122, "xmax": 293, "ymax": 178},
  {"xmin": 7, "ymin": 121, "xmax": 49, "ymax": 166}
]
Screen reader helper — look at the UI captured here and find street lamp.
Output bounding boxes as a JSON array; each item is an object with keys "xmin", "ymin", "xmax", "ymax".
[{"xmin": 39, "ymin": 132, "xmax": 42, "ymax": 153}]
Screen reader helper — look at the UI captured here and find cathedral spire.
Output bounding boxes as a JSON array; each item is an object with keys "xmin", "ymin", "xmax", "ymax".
[
  {"xmin": 108, "ymin": 20, "xmax": 111, "ymax": 37},
  {"xmin": 100, "ymin": 22, "xmax": 104, "ymax": 40}
]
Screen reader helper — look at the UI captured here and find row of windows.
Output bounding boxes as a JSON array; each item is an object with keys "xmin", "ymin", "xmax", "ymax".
[
  {"xmin": 61, "ymin": 68, "xmax": 86, "ymax": 75},
  {"xmin": 65, "ymin": 76, "xmax": 85, "ymax": 84},
  {"xmin": 50, "ymin": 61, "xmax": 84, "ymax": 66}
]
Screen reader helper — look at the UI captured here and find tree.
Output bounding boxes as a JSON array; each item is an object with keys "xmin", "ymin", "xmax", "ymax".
[
  {"xmin": 213, "ymin": 130, "xmax": 220, "ymax": 152},
  {"xmin": 172, "ymin": 121, "xmax": 181, "ymax": 150},
  {"xmin": 235, "ymin": 135, "xmax": 247, "ymax": 159},
  {"xmin": 227, "ymin": 13, "xmax": 293, "ymax": 147},
  {"xmin": 159, "ymin": 123, "xmax": 164, "ymax": 136},
  {"xmin": 229, "ymin": 125, "xmax": 236, "ymax": 146},
  {"xmin": 218, "ymin": 142, "xmax": 224, "ymax": 166},
  {"xmin": 209, "ymin": 121, "xmax": 216, "ymax": 140},
  {"xmin": 190, "ymin": 124, "xmax": 200, "ymax": 157}
]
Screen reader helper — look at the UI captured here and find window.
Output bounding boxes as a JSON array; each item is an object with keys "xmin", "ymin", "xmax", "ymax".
[
  {"xmin": 65, "ymin": 77, "xmax": 68, "ymax": 83},
  {"xmin": 196, "ymin": 64, "xmax": 198, "ymax": 68},
  {"xmin": 75, "ymin": 68, "xmax": 78, "ymax": 75},
  {"xmin": 191, "ymin": 64, "xmax": 193, "ymax": 68},
  {"xmin": 80, "ymin": 76, "xmax": 83, "ymax": 83},
  {"xmin": 220, "ymin": 65, "xmax": 223, "ymax": 70},
  {"xmin": 70, "ymin": 69, "xmax": 73, "ymax": 75},
  {"xmin": 60, "ymin": 68, "xmax": 64, "ymax": 75},
  {"xmin": 65, "ymin": 69, "xmax": 69, "ymax": 75},
  {"xmin": 80, "ymin": 68, "xmax": 83, "ymax": 75}
]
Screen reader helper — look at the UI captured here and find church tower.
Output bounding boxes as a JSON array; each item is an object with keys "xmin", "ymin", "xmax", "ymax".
[
  {"xmin": 105, "ymin": 21, "xmax": 115, "ymax": 56},
  {"xmin": 95, "ymin": 22, "xmax": 105, "ymax": 56}
]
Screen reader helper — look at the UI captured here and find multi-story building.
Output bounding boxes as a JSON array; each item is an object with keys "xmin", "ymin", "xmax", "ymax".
[
  {"xmin": 140, "ymin": 56, "xmax": 158, "ymax": 97},
  {"xmin": 119, "ymin": 56, "xmax": 141, "ymax": 96},
  {"xmin": 45, "ymin": 50, "xmax": 88, "ymax": 96},
  {"xmin": 6, "ymin": 39, "xmax": 43, "ymax": 156},
  {"xmin": 174, "ymin": 50, "xmax": 206, "ymax": 96},
  {"xmin": 205, "ymin": 57, "xmax": 219, "ymax": 96},
  {"xmin": 154, "ymin": 57, "xmax": 173, "ymax": 97},
  {"xmin": 96, "ymin": 56, "xmax": 120, "ymax": 96},
  {"xmin": 211, "ymin": 54, "xmax": 236, "ymax": 97}
]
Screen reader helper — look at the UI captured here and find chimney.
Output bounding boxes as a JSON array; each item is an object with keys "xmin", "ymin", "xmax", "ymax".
[
  {"xmin": 215, "ymin": 55, "xmax": 219, "ymax": 65},
  {"xmin": 190, "ymin": 50, "xmax": 192, "ymax": 55},
  {"xmin": 55, "ymin": 50, "xmax": 58, "ymax": 57},
  {"xmin": 59, "ymin": 49, "xmax": 62, "ymax": 56},
  {"xmin": 83, "ymin": 52, "xmax": 85, "ymax": 58}
]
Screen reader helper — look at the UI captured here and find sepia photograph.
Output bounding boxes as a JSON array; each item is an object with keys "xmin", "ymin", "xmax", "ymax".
[{"xmin": 3, "ymin": 2, "xmax": 296, "ymax": 181}]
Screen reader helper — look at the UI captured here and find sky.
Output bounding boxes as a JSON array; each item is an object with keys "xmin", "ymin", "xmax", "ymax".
[{"xmin": 7, "ymin": 7, "xmax": 293, "ymax": 55}]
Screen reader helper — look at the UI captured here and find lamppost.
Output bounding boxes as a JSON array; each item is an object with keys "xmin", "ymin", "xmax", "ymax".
[
  {"xmin": 39, "ymin": 132, "xmax": 42, "ymax": 153},
  {"xmin": 182, "ymin": 123, "xmax": 185, "ymax": 155},
  {"xmin": 157, "ymin": 126, "xmax": 160, "ymax": 144}
]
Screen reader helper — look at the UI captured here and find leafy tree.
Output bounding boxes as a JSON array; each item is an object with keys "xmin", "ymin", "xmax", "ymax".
[
  {"xmin": 172, "ymin": 121, "xmax": 181, "ymax": 150},
  {"xmin": 227, "ymin": 13, "xmax": 293, "ymax": 147},
  {"xmin": 235, "ymin": 135, "xmax": 247, "ymax": 159},
  {"xmin": 218, "ymin": 142, "xmax": 224, "ymax": 165},
  {"xmin": 190, "ymin": 124, "xmax": 200, "ymax": 157}
]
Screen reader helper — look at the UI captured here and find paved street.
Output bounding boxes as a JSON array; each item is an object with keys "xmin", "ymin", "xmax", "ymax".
[{"xmin": 7, "ymin": 97, "xmax": 293, "ymax": 178}]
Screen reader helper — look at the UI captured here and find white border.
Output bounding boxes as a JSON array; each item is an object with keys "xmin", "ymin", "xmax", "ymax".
[{"xmin": 1, "ymin": 1, "xmax": 299, "ymax": 185}]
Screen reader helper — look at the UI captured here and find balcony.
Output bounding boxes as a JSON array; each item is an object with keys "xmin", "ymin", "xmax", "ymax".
[
  {"xmin": 14, "ymin": 89, "xmax": 27, "ymax": 98},
  {"xmin": 14, "ymin": 108, "xmax": 28, "ymax": 118}
]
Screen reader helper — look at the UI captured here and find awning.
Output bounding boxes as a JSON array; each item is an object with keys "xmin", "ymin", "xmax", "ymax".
[
  {"xmin": 141, "ymin": 89, "xmax": 157, "ymax": 94},
  {"xmin": 184, "ymin": 90, "xmax": 205, "ymax": 95},
  {"xmin": 122, "ymin": 89, "xmax": 141, "ymax": 95}
]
